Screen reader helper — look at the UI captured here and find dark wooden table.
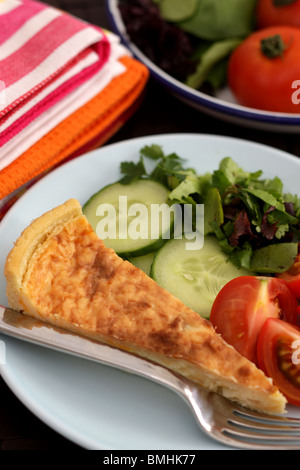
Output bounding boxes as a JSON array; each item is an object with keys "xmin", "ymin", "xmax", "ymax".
[{"xmin": 1, "ymin": 0, "xmax": 300, "ymax": 451}]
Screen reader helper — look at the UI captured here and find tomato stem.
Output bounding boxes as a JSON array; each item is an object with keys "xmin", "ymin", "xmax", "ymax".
[
  {"xmin": 260, "ymin": 35, "xmax": 287, "ymax": 59},
  {"xmin": 273, "ymin": 0, "xmax": 297, "ymax": 6}
]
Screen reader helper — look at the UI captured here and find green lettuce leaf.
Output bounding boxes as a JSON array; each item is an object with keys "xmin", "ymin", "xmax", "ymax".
[
  {"xmin": 177, "ymin": 0, "xmax": 258, "ymax": 41},
  {"xmin": 186, "ymin": 38, "xmax": 241, "ymax": 90}
]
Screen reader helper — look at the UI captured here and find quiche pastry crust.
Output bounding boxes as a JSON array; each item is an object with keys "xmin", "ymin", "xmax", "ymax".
[{"xmin": 4, "ymin": 199, "xmax": 287, "ymax": 414}]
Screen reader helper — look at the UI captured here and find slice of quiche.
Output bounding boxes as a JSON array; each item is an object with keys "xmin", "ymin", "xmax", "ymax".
[{"xmin": 4, "ymin": 199, "xmax": 286, "ymax": 414}]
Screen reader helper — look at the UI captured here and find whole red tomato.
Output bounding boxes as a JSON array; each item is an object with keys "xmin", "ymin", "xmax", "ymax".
[
  {"xmin": 228, "ymin": 26, "xmax": 300, "ymax": 113},
  {"xmin": 257, "ymin": 0, "xmax": 300, "ymax": 28}
]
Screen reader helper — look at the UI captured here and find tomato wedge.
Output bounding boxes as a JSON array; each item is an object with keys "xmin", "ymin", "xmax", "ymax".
[
  {"xmin": 257, "ymin": 318, "xmax": 300, "ymax": 406},
  {"xmin": 210, "ymin": 276, "xmax": 297, "ymax": 365}
]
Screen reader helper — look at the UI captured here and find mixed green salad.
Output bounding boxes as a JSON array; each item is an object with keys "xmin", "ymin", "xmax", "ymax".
[
  {"xmin": 118, "ymin": 144, "xmax": 300, "ymax": 270},
  {"xmin": 120, "ymin": 0, "xmax": 258, "ymax": 92},
  {"xmin": 83, "ymin": 144, "xmax": 300, "ymax": 318}
]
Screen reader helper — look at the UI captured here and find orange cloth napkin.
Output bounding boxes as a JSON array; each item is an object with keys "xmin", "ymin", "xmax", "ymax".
[{"xmin": 0, "ymin": 56, "xmax": 149, "ymax": 203}]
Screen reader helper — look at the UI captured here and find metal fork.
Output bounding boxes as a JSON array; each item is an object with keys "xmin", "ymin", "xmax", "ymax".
[{"xmin": 1, "ymin": 306, "xmax": 300, "ymax": 450}]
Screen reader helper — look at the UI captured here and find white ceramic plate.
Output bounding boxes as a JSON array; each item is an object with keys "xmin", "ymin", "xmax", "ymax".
[
  {"xmin": 1, "ymin": 133, "xmax": 300, "ymax": 450},
  {"xmin": 106, "ymin": 0, "xmax": 300, "ymax": 134}
]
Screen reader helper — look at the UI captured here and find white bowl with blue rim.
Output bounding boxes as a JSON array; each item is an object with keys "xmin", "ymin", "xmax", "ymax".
[{"xmin": 106, "ymin": 0, "xmax": 300, "ymax": 133}]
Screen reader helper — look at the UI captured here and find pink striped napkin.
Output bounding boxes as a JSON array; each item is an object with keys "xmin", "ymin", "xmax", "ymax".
[{"xmin": 0, "ymin": 0, "xmax": 111, "ymax": 145}]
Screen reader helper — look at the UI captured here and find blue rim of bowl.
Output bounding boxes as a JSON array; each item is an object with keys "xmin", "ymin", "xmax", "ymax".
[{"xmin": 105, "ymin": 0, "xmax": 300, "ymax": 127}]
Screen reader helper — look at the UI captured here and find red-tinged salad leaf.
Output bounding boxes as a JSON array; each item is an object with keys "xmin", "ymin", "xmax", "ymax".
[
  {"xmin": 119, "ymin": 145, "xmax": 300, "ymax": 273},
  {"xmin": 228, "ymin": 210, "xmax": 253, "ymax": 247},
  {"xmin": 119, "ymin": 0, "xmax": 197, "ymax": 81},
  {"xmin": 260, "ymin": 206, "xmax": 279, "ymax": 241}
]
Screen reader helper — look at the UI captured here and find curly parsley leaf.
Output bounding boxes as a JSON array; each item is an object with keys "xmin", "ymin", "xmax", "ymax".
[
  {"xmin": 119, "ymin": 157, "xmax": 147, "ymax": 184},
  {"xmin": 140, "ymin": 144, "xmax": 165, "ymax": 160},
  {"xmin": 119, "ymin": 144, "xmax": 194, "ymax": 188}
]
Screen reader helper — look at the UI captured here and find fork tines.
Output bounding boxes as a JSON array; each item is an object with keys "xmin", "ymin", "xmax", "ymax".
[{"xmin": 224, "ymin": 406, "xmax": 300, "ymax": 449}]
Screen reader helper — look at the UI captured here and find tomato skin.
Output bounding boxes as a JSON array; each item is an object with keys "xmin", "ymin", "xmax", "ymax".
[
  {"xmin": 257, "ymin": 318, "xmax": 300, "ymax": 406},
  {"xmin": 228, "ymin": 26, "xmax": 300, "ymax": 113},
  {"xmin": 277, "ymin": 274, "xmax": 300, "ymax": 299},
  {"xmin": 266, "ymin": 277, "xmax": 298, "ymax": 324},
  {"xmin": 257, "ymin": 0, "xmax": 300, "ymax": 29},
  {"xmin": 210, "ymin": 276, "xmax": 297, "ymax": 365},
  {"xmin": 277, "ymin": 253, "xmax": 300, "ymax": 299}
]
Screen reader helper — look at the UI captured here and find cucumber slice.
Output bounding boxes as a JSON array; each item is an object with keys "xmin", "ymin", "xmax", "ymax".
[
  {"xmin": 128, "ymin": 251, "xmax": 156, "ymax": 277},
  {"xmin": 160, "ymin": 0, "xmax": 198, "ymax": 22},
  {"xmin": 151, "ymin": 235, "xmax": 251, "ymax": 318},
  {"xmin": 83, "ymin": 179, "xmax": 174, "ymax": 257}
]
